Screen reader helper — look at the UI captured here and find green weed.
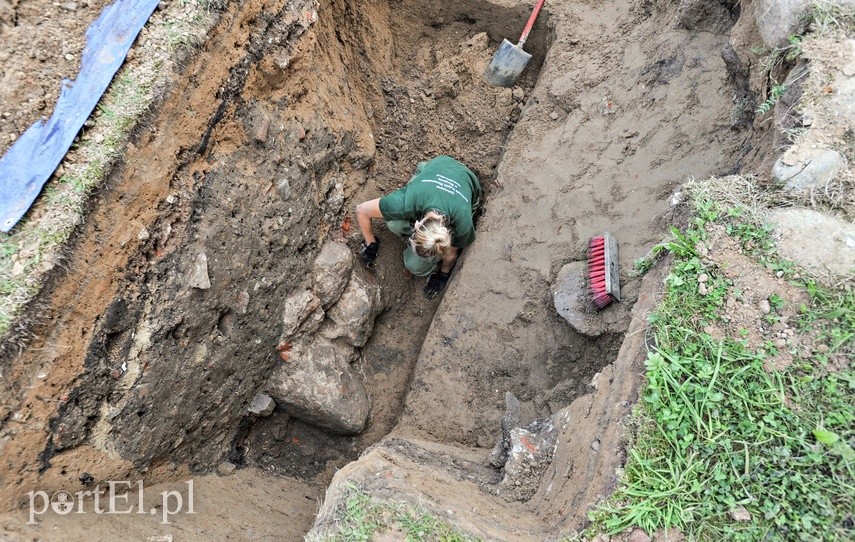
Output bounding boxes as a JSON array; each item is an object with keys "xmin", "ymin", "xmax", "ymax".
[
  {"xmin": 591, "ymin": 196, "xmax": 855, "ymax": 541},
  {"xmin": 756, "ymin": 84, "xmax": 788, "ymax": 115},
  {"xmin": 309, "ymin": 484, "xmax": 481, "ymax": 542}
]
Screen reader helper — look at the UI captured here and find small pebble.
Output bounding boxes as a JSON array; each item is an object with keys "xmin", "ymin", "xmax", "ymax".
[
  {"xmin": 591, "ymin": 439, "xmax": 600, "ymax": 452},
  {"xmin": 758, "ymin": 299, "xmax": 771, "ymax": 314},
  {"xmin": 64, "ymin": 54, "xmax": 75, "ymax": 61},
  {"xmin": 549, "ymin": 111, "xmax": 559, "ymax": 120},
  {"xmin": 698, "ymin": 283, "xmax": 708, "ymax": 296},
  {"xmin": 166, "ymin": 194, "xmax": 176, "ymax": 204},
  {"xmin": 776, "ymin": 270, "xmax": 784, "ymax": 278},
  {"xmin": 697, "ymin": 273, "xmax": 709, "ymax": 283},
  {"xmin": 730, "ymin": 506, "xmax": 752, "ymax": 522},
  {"xmin": 216, "ymin": 461, "xmax": 236, "ymax": 476},
  {"xmin": 774, "ymin": 338, "xmax": 786, "ymax": 349},
  {"xmin": 816, "ymin": 344, "xmax": 829, "ymax": 353}
]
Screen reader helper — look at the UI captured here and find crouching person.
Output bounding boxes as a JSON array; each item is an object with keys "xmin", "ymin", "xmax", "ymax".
[{"xmin": 355, "ymin": 155, "xmax": 481, "ymax": 299}]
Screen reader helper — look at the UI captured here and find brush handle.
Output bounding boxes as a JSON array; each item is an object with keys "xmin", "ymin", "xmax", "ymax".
[{"xmin": 518, "ymin": 0, "xmax": 546, "ymax": 48}]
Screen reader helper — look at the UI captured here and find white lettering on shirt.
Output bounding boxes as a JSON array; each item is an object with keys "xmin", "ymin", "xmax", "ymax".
[{"xmin": 421, "ymin": 174, "xmax": 470, "ymax": 203}]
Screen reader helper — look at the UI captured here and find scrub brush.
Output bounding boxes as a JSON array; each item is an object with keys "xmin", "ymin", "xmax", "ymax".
[{"xmin": 588, "ymin": 233, "xmax": 620, "ymax": 309}]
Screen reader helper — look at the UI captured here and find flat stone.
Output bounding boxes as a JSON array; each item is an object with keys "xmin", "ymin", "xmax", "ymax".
[
  {"xmin": 247, "ymin": 392, "xmax": 275, "ymax": 417},
  {"xmin": 311, "ymin": 242, "xmax": 354, "ymax": 308},
  {"xmin": 770, "ymin": 209, "xmax": 855, "ymax": 277},
  {"xmin": 773, "ymin": 148, "xmax": 845, "ymax": 191},
  {"xmin": 276, "ymin": 178, "xmax": 291, "ymax": 201},
  {"xmin": 552, "ymin": 261, "xmax": 630, "ymax": 337},
  {"xmin": 320, "ymin": 271, "xmax": 381, "ymax": 347},
  {"xmin": 254, "ymin": 115, "xmax": 270, "ymax": 144},
  {"xmin": 188, "ymin": 252, "xmax": 211, "ymax": 289},
  {"xmin": 266, "ymin": 337, "xmax": 367, "ymax": 434},
  {"xmin": 216, "ymin": 461, "xmax": 236, "ymax": 476},
  {"xmin": 730, "ymin": 506, "xmax": 752, "ymax": 522}
]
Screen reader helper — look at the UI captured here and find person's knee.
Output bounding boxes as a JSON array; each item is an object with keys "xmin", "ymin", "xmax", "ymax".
[
  {"xmin": 405, "ymin": 259, "xmax": 437, "ymax": 277},
  {"xmin": 403, "ymin": 248, "xmax": 438, "ymax": 277}
]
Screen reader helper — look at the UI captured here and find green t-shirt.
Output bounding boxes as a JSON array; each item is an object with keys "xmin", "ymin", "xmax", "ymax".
[{"xmin": 379, "ymin": 156, "xmax": 481, "ymax": 248}]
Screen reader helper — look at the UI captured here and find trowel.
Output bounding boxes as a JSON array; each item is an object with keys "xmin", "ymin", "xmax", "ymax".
[{"xmin": 483, "ymin": 0, "xmax": 546, "ymax": 87}]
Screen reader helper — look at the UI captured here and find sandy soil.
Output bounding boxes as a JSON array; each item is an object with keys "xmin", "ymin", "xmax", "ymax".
[{"xmin": 0, "ymin": 0, "xmax": 787, "ymax": 540}]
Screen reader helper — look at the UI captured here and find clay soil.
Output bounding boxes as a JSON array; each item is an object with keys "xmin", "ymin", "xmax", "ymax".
[{"xmin": 1, "ymin": 0, "xmax": 770, "ymax": 540}]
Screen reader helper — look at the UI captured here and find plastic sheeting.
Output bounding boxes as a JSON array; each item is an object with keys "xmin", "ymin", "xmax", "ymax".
[{"xmin": 0, "ymin": 0, "xmax": 160, "ymax": 232}]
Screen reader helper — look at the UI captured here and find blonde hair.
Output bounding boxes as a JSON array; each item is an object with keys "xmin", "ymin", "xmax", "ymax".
[{"xmin": 410, "ymin": 214, "xmax": 453, "ymax": 258}]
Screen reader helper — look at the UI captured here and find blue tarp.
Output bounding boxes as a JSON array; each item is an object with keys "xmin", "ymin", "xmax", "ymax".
[{"xmin": 0, "ymin": 0, "xmax": 160, "ymax": 232}]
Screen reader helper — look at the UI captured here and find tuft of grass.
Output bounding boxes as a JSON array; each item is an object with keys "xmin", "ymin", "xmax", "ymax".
[
  {"xmin": 308, "ymin": 484, "xmax": 481, "ymax": 542},
  {"xmin": 0, "ymin": 1, "xmax": 218, "ymax": 345},
  {"xmin": 589, "ymin": 192, "xmax": 854, "ymax": 541},
  {"xmin": 809, "ymin": 0, "xmax": 855, "ymax": 36}
]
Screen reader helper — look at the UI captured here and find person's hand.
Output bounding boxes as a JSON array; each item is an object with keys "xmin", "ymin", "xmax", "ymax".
[
  {"xmin": 360, "ymin": 240, "xmax": 379, "ymax": 264},
  {"xmin": 424, "ymin": 270, "xmax": 450, "ymax": 299}
]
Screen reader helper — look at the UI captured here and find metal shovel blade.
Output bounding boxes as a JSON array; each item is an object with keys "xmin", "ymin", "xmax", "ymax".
[{"xmin": 484, "ymin": 39, "xmax": 532, "ymax": 88}]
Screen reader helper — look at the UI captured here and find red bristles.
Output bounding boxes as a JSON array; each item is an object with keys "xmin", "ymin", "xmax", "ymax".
[{"xmin": 587, "ymin": 235, "xmax": 613, "ymax": 309}]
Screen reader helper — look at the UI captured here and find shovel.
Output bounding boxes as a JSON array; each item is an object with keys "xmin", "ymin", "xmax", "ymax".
[{"xmin": 484, "ymin": 0, "xmax": 546, "ymax": 87}]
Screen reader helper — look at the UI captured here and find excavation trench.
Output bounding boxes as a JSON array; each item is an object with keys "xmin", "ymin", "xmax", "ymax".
[{"xmin": 0, "ymin": 0, "xmax": 764, "ymax": 538}]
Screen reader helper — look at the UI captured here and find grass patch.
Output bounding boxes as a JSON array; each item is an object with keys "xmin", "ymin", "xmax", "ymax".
[
  {"xmin": 308, "ymin": 484, "xmax": 480, "ymax": 542},
  {"xmin": 0, "ymin": 1, "xmax": 218, "ymax": 346},
  {"xmin": 589, "ymin": 188, "xmax": 854, "ymax": 541}
]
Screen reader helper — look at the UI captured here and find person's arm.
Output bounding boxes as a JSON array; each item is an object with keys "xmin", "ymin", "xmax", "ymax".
[
  {"xmin": 356, "ymin": 199, "xmax": 383, "ymax": 244},
  {"xmin": 440, "ymin": 247, "xmax": 459, "ymax": 274}
]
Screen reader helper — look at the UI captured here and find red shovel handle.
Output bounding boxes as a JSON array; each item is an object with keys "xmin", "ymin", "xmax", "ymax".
[{"xmin": 518, "ymin": 0, "xmax": 546, "ymax": 48}]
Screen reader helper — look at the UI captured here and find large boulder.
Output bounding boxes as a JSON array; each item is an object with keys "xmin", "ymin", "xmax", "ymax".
[
  {"xmin": 773, "ymin": 147, "xmax": 846, "ymax": 191},
  {"xmin": 312, "ymin": 241, "xmax": 354, "ymax": 308},
  {"xmin": 552, "ymin": 261, "xmax": 630, "ymax": 337},
  {"xmin": 266, "ymin": 337, "xmax": 368, "ymax": 434},
  {"xmin": 320, "ymin": 271, "xmax": 382, "ymax": 347},
  {"xmin": 770, "ymin": 208, "xmax": 855, "ymax": 276},
  {"xmin": 278, "ymin": 289, "xmax": 324, "ymax": 344},
  {"xmin": 753, "ymin": 0, "xmax": 811, "ymax": 48}
]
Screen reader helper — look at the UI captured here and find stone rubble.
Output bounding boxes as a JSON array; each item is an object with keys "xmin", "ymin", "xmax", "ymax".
[{"xmin": 264, "ymin": 241, "xmax": 382, "ymax": 433}]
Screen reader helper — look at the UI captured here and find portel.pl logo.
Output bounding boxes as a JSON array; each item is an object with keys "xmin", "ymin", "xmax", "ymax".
[{"xmin": 27, "ymin": 480, "xmax": 195, "ymax": 525}]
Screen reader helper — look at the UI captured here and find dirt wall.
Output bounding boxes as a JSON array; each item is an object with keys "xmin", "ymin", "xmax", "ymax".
[{"xmin": 0, "ymin": 0, "xmax": 545, "ymax": 516}]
